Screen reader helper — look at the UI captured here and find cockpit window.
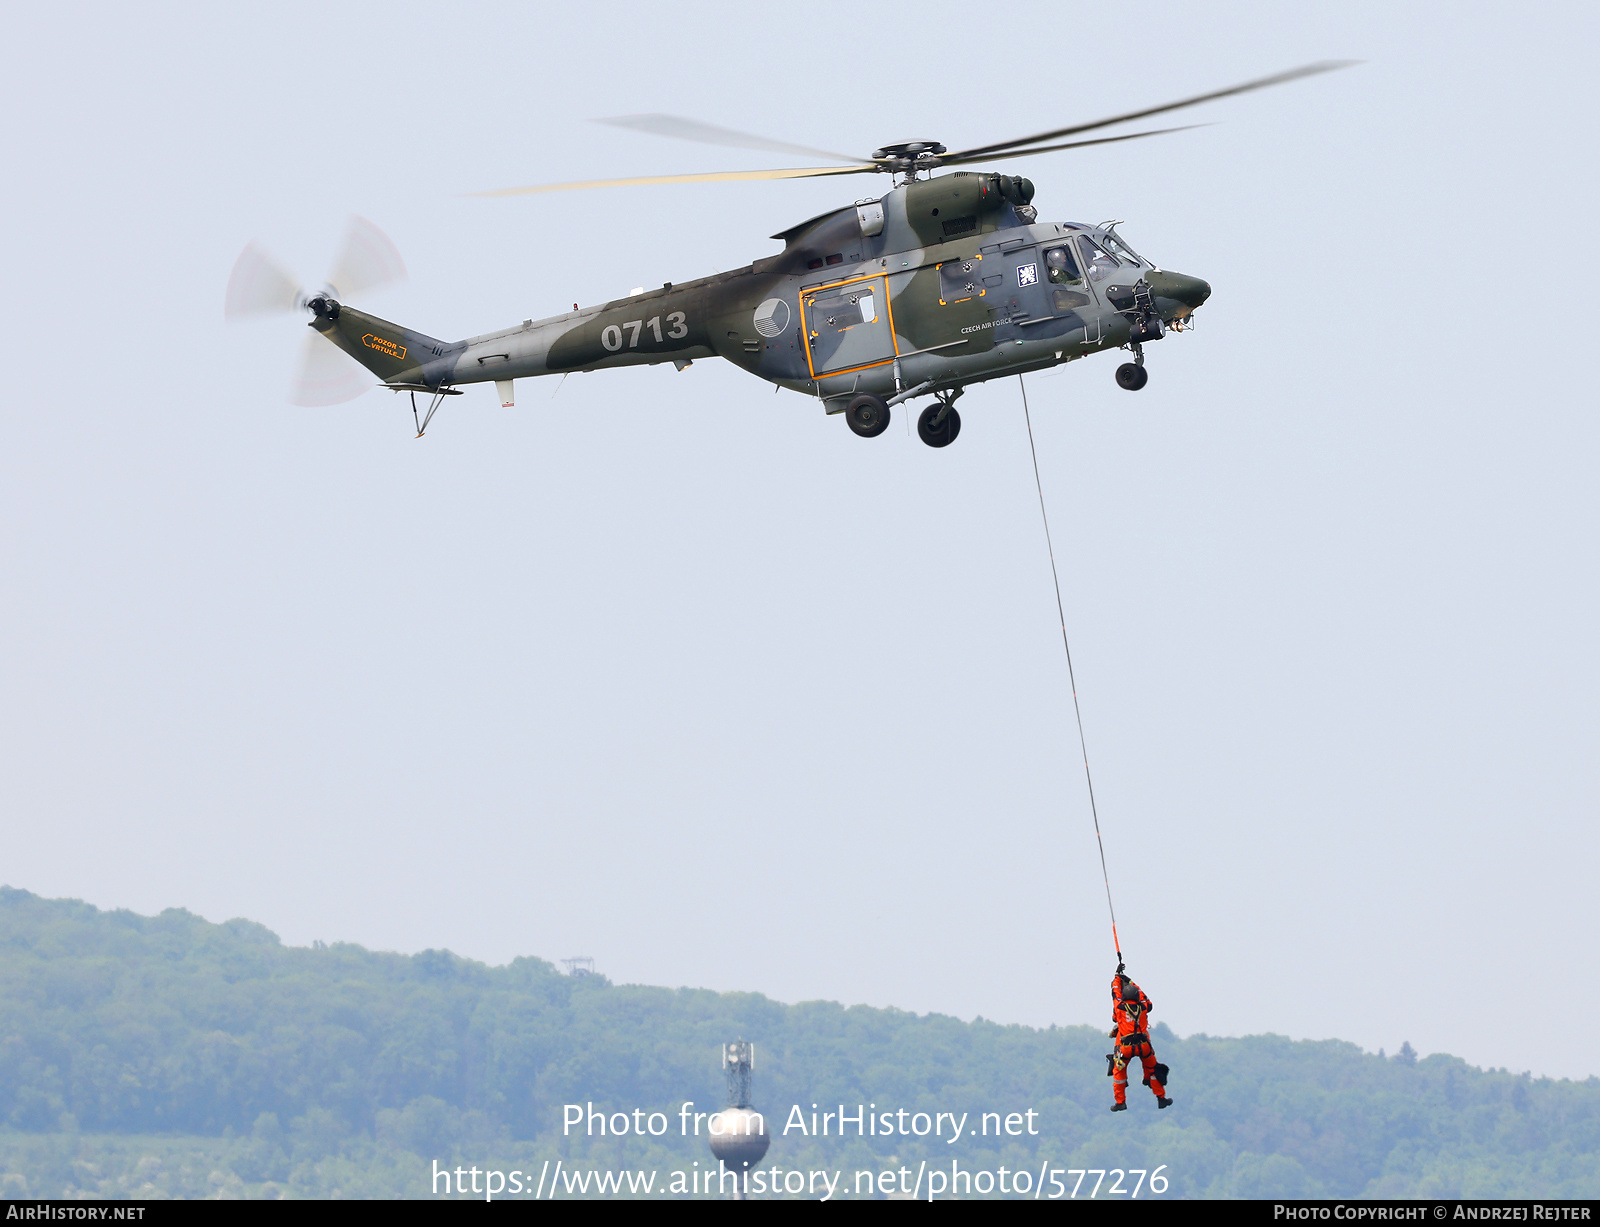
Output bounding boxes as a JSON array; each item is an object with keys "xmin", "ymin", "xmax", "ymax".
[
  {"xmin": 1102, "ymin": 231, "xmax": 1144, "ymax": 267},
  {"xmin": 1076, "ymin": 237, "xmax": 1119, "ymax": 283},
  {"xmin": 1044, "ymin": 245, "xmax": 1082, "ymax": 285}
]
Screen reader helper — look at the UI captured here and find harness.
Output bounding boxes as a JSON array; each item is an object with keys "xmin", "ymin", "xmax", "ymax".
[
  {"xmin": 1118, "ymin": 999, "xmax": 1148, "ymax": 1047},
  {"xmin": 1114, "ymin": 999, "xmax": 1150, "ymax": 1062}
]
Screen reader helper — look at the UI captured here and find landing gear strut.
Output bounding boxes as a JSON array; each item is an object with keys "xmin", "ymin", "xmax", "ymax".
[
  {"xmin": 390, "ymin": 384, "xmax": 463, "ymax": 436},
  {"xmin": 845, "ymin": 393, "xmax": 891, "ymax": 438},
  {"xmin": 411, "ymin": 389, "xmax": 450, "ymax": 436},
  {"xmin": 917, "ymin": 394, "xmax": 962, "ymax": 448},
  {"xmin": 1116, "ymin": 343, "xmax": 1148, "ymax": 391}
]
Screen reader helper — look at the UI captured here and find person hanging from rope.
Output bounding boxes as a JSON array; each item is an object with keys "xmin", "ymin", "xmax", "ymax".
[
  {"xmin": 1107, "ymin": 963, "xmax": 1172, "ymax": 1112},
  {"xmin": 1023, "ymin": 374, "xmax": 1165, "ymax": 1110}
]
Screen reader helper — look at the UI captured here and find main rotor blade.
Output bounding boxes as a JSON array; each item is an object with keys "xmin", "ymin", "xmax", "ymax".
[
  {"xmin": 938, "ymin": 124, "xmax": 1212, "ymax": 168},
  {"xmin": 595, "ymin": 114, "xmax": 866, "ymax": 166},
  {"xmin": 326, "ymin": 215, "xmax": 406, "ymax": 300},
  {"xmin": 947, "ymin": 60, "xmax": 1356, "ymax": 161},
  {"xmin": 224, "ymin": 242, "xmax": 303, "ymax": 320},
  {"xmin": 290, "ymin": 330, "xmax": 371, "ymax": 407},
  {"xmin": 474, "ymin": 164, "xmax": 878, "ymax": 197}
]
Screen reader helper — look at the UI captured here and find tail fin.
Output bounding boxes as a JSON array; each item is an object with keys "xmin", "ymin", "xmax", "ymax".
[{"xmin": 307, "ymin": 297, "xmax": 451, "ymax": 386}]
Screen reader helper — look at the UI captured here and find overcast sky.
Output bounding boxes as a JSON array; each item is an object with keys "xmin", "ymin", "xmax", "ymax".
[{"xmin": 2, "ymin": 1, "xmax": 1596, "ymax": 1080}]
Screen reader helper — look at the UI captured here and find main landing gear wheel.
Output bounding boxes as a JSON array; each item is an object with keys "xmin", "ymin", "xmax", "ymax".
[
  {"xmin": 845, "ymin": 393, "xmax": 891, "ymax": 438},
  {"xmin": 1116, "ymin": 363, "xmax": 1149, "ymax": 391},
  {"xmin": 916, "ymin": 403, "xmax": 962, "ymax": 448}
]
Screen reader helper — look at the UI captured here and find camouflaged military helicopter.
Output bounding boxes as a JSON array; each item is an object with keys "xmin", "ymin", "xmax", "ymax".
[{"xmin": 227, "ymin": 63, "xmax": 1348, "ymax": 446}]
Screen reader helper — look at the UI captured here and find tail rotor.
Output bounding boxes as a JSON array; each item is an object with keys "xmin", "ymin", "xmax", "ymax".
[{"xmin": 223, "ymin": 216, "xmax": 407, "ymax": 406}]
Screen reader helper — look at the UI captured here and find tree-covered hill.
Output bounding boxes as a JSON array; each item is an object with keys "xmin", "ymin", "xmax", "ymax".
[{"xmin": 0, "ymin": 887, "xmax": 1593, "ymax": 1199}]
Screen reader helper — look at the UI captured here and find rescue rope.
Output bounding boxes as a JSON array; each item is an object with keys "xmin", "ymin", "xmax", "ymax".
[{"xmin": 1018, "ymin": 374, "xmax": 1122, "ymax": 963}]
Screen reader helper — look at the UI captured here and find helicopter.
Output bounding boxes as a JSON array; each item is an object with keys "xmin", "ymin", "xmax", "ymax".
[{"xmin": 226, "ymin": 62, "xmax": 1349, "ymax": 446}]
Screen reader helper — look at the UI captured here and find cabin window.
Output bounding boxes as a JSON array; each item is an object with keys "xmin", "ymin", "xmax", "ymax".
[
  {"xmin": 810, "ymin": 288, "xmax": 876, "ymax": 330},
  {"xmin": 826, "ymin": 253, "xmax": 844, "ymax": 265},
  {"xmin": 1045, "ymin": 245, "xmax": 1082, "ymax": 285},
  {"xmin": 807, "ymin": 257, "xmax": 824, "ymax": 270}
]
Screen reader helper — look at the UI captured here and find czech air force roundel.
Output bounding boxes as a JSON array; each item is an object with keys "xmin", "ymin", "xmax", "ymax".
[{"xmin": 753, "ymin": 298, "xmax": 791, "ymax": 338}]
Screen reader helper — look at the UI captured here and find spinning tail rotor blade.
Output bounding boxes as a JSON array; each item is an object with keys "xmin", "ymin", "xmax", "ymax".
[
  {"xmin": 290, "ymin": 330, "xmax": 371, "ymax": 407},
  {"xmin": 223, "ymin": 242, "xmax": 303, "ymax": 320},
  {"xmin": 326, "ymin": 215, "xmax": 407, "ymax": 300},
  {"xmin": 593, "ymin": 114, "xmax": 867, "ymax": 165}
]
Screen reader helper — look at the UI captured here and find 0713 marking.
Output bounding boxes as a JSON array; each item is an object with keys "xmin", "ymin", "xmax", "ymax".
[{"xmin": 601, "ymin": 312, "xmax": 688, "ymax": 351}]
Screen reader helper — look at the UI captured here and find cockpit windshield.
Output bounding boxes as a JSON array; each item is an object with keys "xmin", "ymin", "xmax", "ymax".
[
  {"xmin": 1076, "ymin": 236, "xmax": 1120, "ymax": 283},
  {"xmin": 1101, "ymin": 230, "xmax": 1145, "ymax": 268}
]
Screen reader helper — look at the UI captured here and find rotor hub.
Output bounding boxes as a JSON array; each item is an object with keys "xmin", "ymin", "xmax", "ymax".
[{"xmin": 871, "ymin": 141, "xmax": 947, "ymax": 180}]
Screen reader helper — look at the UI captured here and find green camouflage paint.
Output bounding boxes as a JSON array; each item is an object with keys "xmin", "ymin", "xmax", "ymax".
[{"xmin": 310, "ymin": 173, "xmax": 1210, "ymax": 419}]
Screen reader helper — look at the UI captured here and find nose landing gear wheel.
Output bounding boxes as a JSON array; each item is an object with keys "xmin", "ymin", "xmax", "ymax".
[
  {"xmin": 1116, "ymin": 363, "xmax": 1148, "ymax": 391},
  {"xmin": 916, "ymin": 403, "xmax": 962, "ymax": 448},
  {"xmin": 845, "ymin": 393, "xmax": 891, "ymax": 438}
]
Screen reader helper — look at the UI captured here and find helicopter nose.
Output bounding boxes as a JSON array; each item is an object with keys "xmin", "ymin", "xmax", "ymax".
[{"xmin": 1146, "ymin": 269, "xmax": 1211, "ymax": 309}]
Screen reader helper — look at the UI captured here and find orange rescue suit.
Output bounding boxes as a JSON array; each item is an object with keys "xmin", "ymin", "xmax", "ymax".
[{"xmin": 1110, "ymin": 975, "xmax": 1166, "ymax": 1104}]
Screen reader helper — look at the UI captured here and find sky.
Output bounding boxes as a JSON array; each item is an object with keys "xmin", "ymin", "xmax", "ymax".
[{"xmin": 2, "ymin": 1, "xmax": 1596, "ymax": 1081}]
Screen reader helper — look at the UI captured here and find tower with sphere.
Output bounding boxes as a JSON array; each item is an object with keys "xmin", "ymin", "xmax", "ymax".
[{"xmin": 708, "ymin": 1039, "xmax": 769, "ymax": 1198}]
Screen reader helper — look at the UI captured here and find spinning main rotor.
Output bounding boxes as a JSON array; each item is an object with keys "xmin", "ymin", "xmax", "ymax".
[{"xmin": 479, "ymin": 61, "xmax": 1353, "ymax": 196}]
